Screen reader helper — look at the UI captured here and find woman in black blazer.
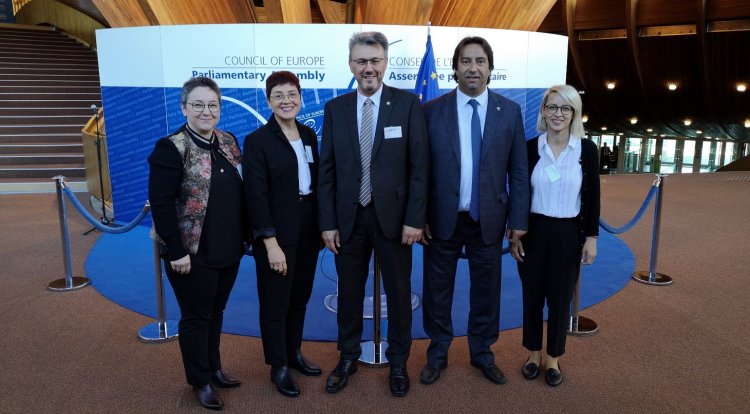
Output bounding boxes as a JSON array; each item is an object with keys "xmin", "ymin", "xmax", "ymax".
[
  {"xmin": 509, "ymin": 85, "xmax": 600, "ymax": 387},
  {"xmin": 242, "ymin": 71, "xmax": 321, "ymax": 397}
]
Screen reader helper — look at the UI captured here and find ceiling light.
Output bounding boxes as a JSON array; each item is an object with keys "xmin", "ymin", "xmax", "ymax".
[
  {"xmin": 696, "ymin": 130, "xmax": 702, "ymax": 134},
  {"xmin": 745, "ymin": 119, "xmax": 750, "ymax": 128},
  {"xmin": 647, "ymin": 128, "xmax": 653, "ymax": 132},
  {"xmin": 630, "ymin": 117, "xmax": 638, "ymax": 124},
  {"xmin": 606, "ymin": 82, "xmax": 616, "ymax": 90},
  {"xmin": 617, "ymin": 133, "xmax": 623, "ymax": 136},
  {"xmin": 706, "ymin": 136, "xmax": 712, "ymax": 139},
  {"xmin": 683, "ymin": 118, "xmax": 692, "ymax": 126},
  {"xmin": 582, "ymin": 115, "xmax": 588, "ymax": 123},
  {"xmin": 737, "ymin": 83, "xmax": 747, "ymax": 92},
  {"xmin": 660, "ymin": 134, "xmax": 665, "ymax": 137},
  {"xmin": 667, "ymin": 83, "xmax": 677, "ymax": 91},
  {"xmin": 578, "ymin": 90, "xmax": 586, "ymax": 95},
  {"xmin": 601, "ymin": 126, "xmax": 607, "ymax": 131}
]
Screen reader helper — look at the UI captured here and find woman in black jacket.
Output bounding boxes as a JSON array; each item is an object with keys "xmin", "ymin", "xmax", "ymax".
[
  {"xmin": 509, "ymin": 84, "xmax": 600, "ymax": 387},
  {"xmin": 242, "ymin": 71, "xmax": 321, "ymax": 397},
  {"xmin": 148, "ymin": 77, "xmax": 245, "ymax": 410}
]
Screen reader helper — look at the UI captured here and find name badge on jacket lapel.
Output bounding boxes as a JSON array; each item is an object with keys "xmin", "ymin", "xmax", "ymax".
[
  {"xmin": 384, "ymin": 126, "xmax": 402, "ymax": 139},
  {"xmin": 305, "ymin": 145, "xmax": 314, "ymax": 163}
]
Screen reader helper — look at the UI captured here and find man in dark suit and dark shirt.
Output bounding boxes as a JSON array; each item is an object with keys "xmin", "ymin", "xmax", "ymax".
[
  {"xmin": 419, "ymin": 36, "xmax": 530, "ymax": 386},
  {"xmin": 317, "ymin": 31, "xmax": 429, "ymax": 397}
]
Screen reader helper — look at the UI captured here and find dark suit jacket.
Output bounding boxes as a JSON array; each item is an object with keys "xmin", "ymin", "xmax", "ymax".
[
  {"xmin": 242, "ymin": 115, "xmax": 319, "ymax": 247},
  {"xmin": 423, "ymin": 89, "xmax": 529, "ymax": 244},
  {"xmin": 318, "ymin": 85, "xmax": 429, "ymax": 242}
]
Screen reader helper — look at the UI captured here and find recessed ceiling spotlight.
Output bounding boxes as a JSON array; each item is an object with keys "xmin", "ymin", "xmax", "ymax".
[
  {"xmin": 647, "ymin": 128, "xmax": 653, "ymax": 132},
  {"xmin": 578, "ymin": 90, "xmax": 586, "ymax": 95},
  {"xmin": 706, "ymin": 136, "xmax": 712, "ymax": 139},
  {"xmin": 582, "ymin": 115, "xmax": 588, "ymax": 123},
  {"xmin": 683, "ymin": 118, "xmax": 692, "ymax": 126},
  {"xmin": 606, "ymin": 82, "xmax": 616, "ymax": 90},
  {"xmin": 745, "ymin": 119, "xmax": 750, "ymax": 128},
  {"xmin": 737, "ymin": 83, "xmax": 747, "ymax": 92},
  {"xmin": 696, "ymin": 130, "xmax": 702, "ymax": 134},
  {"xmin": 660, "ymin": 134, "xmax": 665, "ymax": 137},
  {"xmin": 601, "ymin": 126, "xmax": 608, "ymax": 131},
  {"xmin": 630, "ymin": 117, "xmax": 638, "ymax": 124},
  {"xmin": 617, "ymin": 133, "xmax": 623, "ymax": 136},
  {"xmin": 667, "ymin": 83, "xmax": 678, "ymax": 91}
]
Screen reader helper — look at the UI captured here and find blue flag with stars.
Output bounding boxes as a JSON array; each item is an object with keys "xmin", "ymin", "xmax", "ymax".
[{"xmin": 414, "ymin": 33, "xmax": 439, "ymax": 103}]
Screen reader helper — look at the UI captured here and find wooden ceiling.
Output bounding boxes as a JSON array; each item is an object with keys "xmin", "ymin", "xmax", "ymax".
[{"xmin": 26, "ymin": 0, "xmax": 750, "ymax": 141}]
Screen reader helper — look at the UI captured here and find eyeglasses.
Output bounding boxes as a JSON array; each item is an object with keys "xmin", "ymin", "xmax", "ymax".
[
  {"xmin": 350, "ymin": 57, "xmax": 385, "ymax": 67},
  {"xmin": 186, "ymin": 102, "xmax": 220, "ymax": 114},
  {"xmin": 545, "ymin": 104, "xmax": 573, "ymax": 115},
  {"xmin": 269, "ymin": 92, "xmax": 300, "ymax": 102}
]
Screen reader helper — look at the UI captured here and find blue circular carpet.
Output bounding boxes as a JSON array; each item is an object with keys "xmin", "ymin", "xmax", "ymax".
[{"xmin": 86, "ymin": 226, "xmax": 634, "ymax": 341}]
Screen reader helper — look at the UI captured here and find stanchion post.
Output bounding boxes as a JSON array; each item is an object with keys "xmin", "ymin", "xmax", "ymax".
[
  {"xmin": 138, "ymin": 240, "xmax": 179, "ymax": 342},
  {"xmin": 48, "ymin": 175, "xmax": 91, "ymax": 291},
  {"xmin": 359, "ymin": 256, "xmax": 388, "ymax": 367},
  {"xmin": 568, "ymin": 264, "xmax": 598, "ymax": 336},
  {"xmin": 632, "ymin": 174, "xmax": 673, "ymax": 286}
]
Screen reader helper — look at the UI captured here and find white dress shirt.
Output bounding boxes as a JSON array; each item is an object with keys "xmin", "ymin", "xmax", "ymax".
[
  {"xmin": 530, "ymin": 132, "xmax": 583, "ymax": 218},
  {"xmin": 356, "ymin": 85, "xmax": 383, "ymax": 139},
  {"xmin": 289, "ymin": 139, "xmax": 312, "ymax": 195},
  {"xmin": 456, "ymin": 88, "xmax": 488, "ymax": 211}
]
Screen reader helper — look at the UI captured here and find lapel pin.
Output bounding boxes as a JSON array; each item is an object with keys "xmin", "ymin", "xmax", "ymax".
[
  {"xmin": 496, "ymin": 106, "xmax": 501, "ymax": 111},
  {"xmin": 387, "ymin": 101, "xmax": 391, "ymax": 106}
]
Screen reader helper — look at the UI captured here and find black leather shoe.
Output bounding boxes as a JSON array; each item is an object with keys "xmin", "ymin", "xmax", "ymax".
[
  {"xmin": 325, "ymin": 359, "xmax": 358, "ymax": 394},
  {"xmin": 289, "ymin": 349, "xmax": 322, "ymax": 376},
  {"xmin": 271, "ymin": 366, "xmax": 300, "ymax": 397},
  {"xmin": 389, "ymin": 364, "xmax": 410, "ymax": 397},
  {"xmin": 522, "ymin": 359, "xmax": 539, "ymax": 380},
  {"xmin": 470, "ymin": 361, "xmax": 508, "ymax": 384},
  {"xmin": 193, "ymin": 384, "xmax": 223, "ymax": 411},
  {"xmin": 419, "ymin": 362, "xmax": 447, "ymax": 385},
  {"xmin": 545, "ymin": 365, "xmax": 563, "ymax": 387},
  {"xmin": 211, "ymin": 370, "xmax": 242, "ymax": 388}
]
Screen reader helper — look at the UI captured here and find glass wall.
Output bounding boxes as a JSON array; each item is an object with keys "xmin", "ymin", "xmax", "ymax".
[
  {"xmin": 724, "ymin": 142, "xmax": 735, "ymax": 166},
  {"xmin": 643, "ymin": 138, "xmax": 657, "ymax": 173},
  {"xmin": 623, "ymin": 137, "xmax": 642, "ymax": 173},
  {"xmin": 660, "ymin": 139, "xmax": 677, "ymax": 173},
  {"xmin": 682, "ymin": 140, "xmax": 695, "ymax": 173}
]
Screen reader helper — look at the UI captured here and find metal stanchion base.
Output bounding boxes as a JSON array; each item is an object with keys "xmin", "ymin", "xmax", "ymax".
[
  {"xmin": 632, "ymin": 271, "xmax": 673, "ymax": 286},
  {"xmin": 568, "ymin": 315, "xmax": 598, "ymax": 336},
  {"xmin": 47, "ymin": 276, "xmax": 90, "ymax": 291},
  {"xmin": 323, "ymin": 293, "xmax": 421, "ymax": 317},
  {"xmin": 359, "ymin": 340, "xmax": 389, "ymax": 367},
  {"xmin": 138, "ymin": 320, "xmax": 179, "ymax": 343}
]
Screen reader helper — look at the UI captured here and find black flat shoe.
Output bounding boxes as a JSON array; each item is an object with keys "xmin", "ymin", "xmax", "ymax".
[
  {"xmin": 289, "ymin": 349, "xmax": 322, "ymax": 376},
  {"xmin": 419, "ymin": 362, "xmax": 447, "ymax": 385},
  {"xmin": 522, "ymin": 359, "xmax": 539, "ymax": 380},
  {"xmin": 211, "ymin": 370, "xmax": 242, "ymax": 388},
  {"xmin": 470, "ymin": 361, "xmax": 508, "ymax": 384},
  {"xmin": 271, "ymin": 366, "xmax": 300, "ymax": 397},
  {"xmin": 193, "ymin": 384, "xmax": 223, "ymax": 411},
  {"xmin": 389, "ymin": 364, "xmax": 410, "ymax": 397},
  {"xmin": 545, "ymin": 365, "xmax": 563, "ymax": 387},
  {"xmin": 325, "ymin": 359, "xmax": 358, "ymax": 394}
]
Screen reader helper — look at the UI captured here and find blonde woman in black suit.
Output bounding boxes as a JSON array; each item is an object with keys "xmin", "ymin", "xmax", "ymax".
[
  {"xmin": 509, "ymin": 84, "xmax": 600, "ymax": 387},
  {"xmin": 242, "ymin": 71, "xmax": 321, "ymax": 397}
]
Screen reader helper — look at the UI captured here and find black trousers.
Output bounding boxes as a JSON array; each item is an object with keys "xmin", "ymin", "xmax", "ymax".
[
  {"xmin": 517, "ymin": 214, "xmax": 581, "ymax": 357},
  {"xmin": 423, "ymin": 213, "xmax": 503, "ymax": 366},
  {"xmin": 334, "ymin": 204, "xmax": 413, "ymax": 365},
  {"xmin": 253, "ymin": 199, "xmax": 319, "ymax": 368},
  {"xmin": 165, "ymin": 259, "xmax": 240, "ymax": 386}
]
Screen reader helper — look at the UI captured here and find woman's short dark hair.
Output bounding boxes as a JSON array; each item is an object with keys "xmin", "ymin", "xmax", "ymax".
[
  {"xmin": 180, "ymin": 77, "xmax": 221, "ymax": 104},
  {"xmin": 265, "ymin": 71, "xmax": 301, "ymax": 99},
  {"xmin": 451, "ymin": 36, "xmax": 495, "ymax": 84}
]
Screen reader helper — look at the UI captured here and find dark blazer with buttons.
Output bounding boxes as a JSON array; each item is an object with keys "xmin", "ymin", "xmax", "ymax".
[
  {"xmin": 423, "ymin": 88, "xmax": 529, "ymax": 244},
  {"xmin": 317, "ymin": 84, "xmax": 429, "ymax": 242},
  {"xmin": 242, "ymin": 115, "xmax": 319, "ymax": 246}
]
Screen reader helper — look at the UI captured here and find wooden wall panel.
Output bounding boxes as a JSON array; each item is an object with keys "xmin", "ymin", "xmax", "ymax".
[
  {"xmin": 141, "ymin": 0, "xmax": 258, "ymax": 25},
  {"xmin": 429, "ymin": 0, "xmax": 556, "ymax": 31},
  {"xmin": 638, "ymin": 0, "xmax": 695, "ymax": 26},
  {"xmin": 15, "ymin": 0, "xmax": 105, "ymax": 46},
  {"xmin": 263, "ymin": 0, "xmax": 311, "ymax": 23},
  {"xmin": 316, "ymin": 0, "xmax": 345, "ymax": 24},
  {"xmin": 91, "ymin": 0, "xmax": 151, "ymax": 27},
  {"xmin": 354, "ymin": 0, "xmax": 433, "ymax": 25}
]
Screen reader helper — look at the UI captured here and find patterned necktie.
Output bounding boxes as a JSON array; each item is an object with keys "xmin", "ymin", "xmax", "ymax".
[
  {"xmin": 359, "ymin": 98, "xmax": 374, "ymax": 206},
  {"xmin": 468, "ymin": 99, "xmax": 481, "ymax": 221}
]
